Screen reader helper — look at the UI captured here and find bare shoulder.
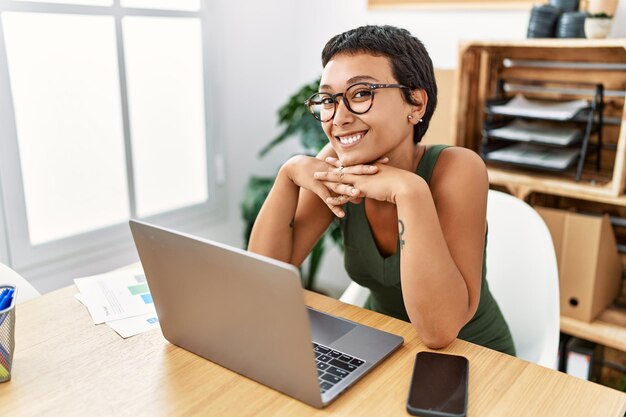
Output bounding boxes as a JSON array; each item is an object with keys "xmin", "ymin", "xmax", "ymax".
[{"xmin": 430, "ymin": 146, "xmax": 488, "ymax": 200}]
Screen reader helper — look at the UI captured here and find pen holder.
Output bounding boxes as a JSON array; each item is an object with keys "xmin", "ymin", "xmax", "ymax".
[{"xmin": 0, "ymin": 285, "xmax": 16, "ymax": 383}]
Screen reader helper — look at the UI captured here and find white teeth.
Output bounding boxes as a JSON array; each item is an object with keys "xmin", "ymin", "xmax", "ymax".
[{"xmin": 338, "ymin": 133, "xmax": 364, "ymax": 144}]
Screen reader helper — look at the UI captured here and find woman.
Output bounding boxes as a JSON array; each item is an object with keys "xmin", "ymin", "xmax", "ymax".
[{"xmin": 248, "ymin": 25, "xmax": 515, "ymax": 355}]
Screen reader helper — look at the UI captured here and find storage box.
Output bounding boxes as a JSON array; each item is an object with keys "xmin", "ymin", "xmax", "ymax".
[{"xmin": 536, "ymin": 206, "xmax": 623, "ymax": 322}]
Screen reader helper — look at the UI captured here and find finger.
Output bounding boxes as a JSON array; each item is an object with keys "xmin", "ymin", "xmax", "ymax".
[
  {"xmin": 341, "ymin": 165, "xmax": 378, "ymax": 175},
  {"xmin": 312, "ymin": 183, "xmax": 345, "ymax": 217},
  {"xmin": 314, "ymin": 171, "xmax": 341, "ymax": 181},
  {"xmin": 314, "ymin": 171, "xmax": 364, "ymax": 182},
  {"xmin": 325, "ymin": 194, "xmax": 352, "ymax": 207},
  {"xmin": 325, "ymin": 194, "xmax": 347, "ymax": 217},
  {"xmin": 326, "ymin": 156, "xmax": 376, "ymax": 175},
  {"xmin": 322, "ymin": 181, "xmax": 360, "ymax": 197},
  {"xmin": 324, "ymin": 157, "xmax": 342, "ymax": 168},
  {"xmin": 328, "ymin": 202, "xmax": 345, "ymax": 217},
  {"xmin": 375, "ymin": 156, "xmax": 390, "ymax": 164}
]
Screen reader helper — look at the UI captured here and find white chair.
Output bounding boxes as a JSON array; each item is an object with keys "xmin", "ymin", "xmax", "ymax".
[
  {"xmin": 485, "ymin": 190, "xmax": 559, "ymax": 369},
  {"xmin": 339, "ymin": 189, "xmax": 560, "ymax": 369},
  {"xmin": 0, "ymin": 263, "xmax": 40, "ymax": 304}
]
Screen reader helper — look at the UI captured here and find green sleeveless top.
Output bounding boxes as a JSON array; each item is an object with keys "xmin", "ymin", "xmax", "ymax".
[{"xmin": 339, "ymin": 145, "xmax": 516, "ymax": 356}]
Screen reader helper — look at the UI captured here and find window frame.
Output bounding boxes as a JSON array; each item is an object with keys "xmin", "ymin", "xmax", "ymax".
[{"xmin": 0, "ymin": 0, "xmax": 224, "ymax": 287}]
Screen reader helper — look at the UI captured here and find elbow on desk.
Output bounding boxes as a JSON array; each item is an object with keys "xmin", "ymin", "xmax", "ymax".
[{"xmin": 418, "ymin": 329, "xmax": 457, "ymax": 350}]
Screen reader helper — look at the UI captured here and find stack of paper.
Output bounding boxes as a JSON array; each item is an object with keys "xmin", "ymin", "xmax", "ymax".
[
  {"xmin": 485, "ymin": 143, "xmax": 580, "ymax": 170},
  {"xmin": 489, "ymin": 94, "xmax": 590, "ymax": 120},
  {"xmin": 487, "ymin": 119, "xmax": 583, "ymax": 146},
  {"xmin": 74, "ymin": 267, "xmax": 159, "ymax": 338}
]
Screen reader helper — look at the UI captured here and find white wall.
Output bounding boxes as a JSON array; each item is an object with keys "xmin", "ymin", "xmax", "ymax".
[
  {"xmin": 199, "ymin": 0, "xmax": 303, "ymax": 248},
  {"xmin": 611, "ymin": 0, "xmax": 626, "ymax": 37}
]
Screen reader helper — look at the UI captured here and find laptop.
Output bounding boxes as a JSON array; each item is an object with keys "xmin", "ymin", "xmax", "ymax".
[{"xmin": 129, "ymin": 220, "xmax": 403, "ymax": 408}]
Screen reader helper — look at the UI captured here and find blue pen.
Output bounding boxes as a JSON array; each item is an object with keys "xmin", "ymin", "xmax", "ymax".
[{"xmin": 0, "ymin": 289, "xmax": 13, "ymax": 310}]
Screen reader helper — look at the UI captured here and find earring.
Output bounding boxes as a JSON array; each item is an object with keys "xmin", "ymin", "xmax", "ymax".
[
  {"xmin": 419, "ymin": 118, "xmax": 423, "ymax": 123},
  {"xmin": 407, "ymin": 115, "xmax": 413, "ymax": 120}
]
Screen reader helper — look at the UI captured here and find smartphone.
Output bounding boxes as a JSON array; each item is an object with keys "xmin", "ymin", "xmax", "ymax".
[{"xmin": 406, "ymin": 351, "xmax": 469, "ymax": 417}]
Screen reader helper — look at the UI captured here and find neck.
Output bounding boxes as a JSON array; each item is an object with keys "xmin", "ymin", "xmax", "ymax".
[{"xmin": 386, "ymin": 141, "xmax": 424, "ymax": 172}]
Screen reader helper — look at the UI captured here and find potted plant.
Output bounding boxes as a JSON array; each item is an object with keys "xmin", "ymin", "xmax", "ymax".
[
  {"xmin": 585, "ymin": 12, "xmax": 614, "ymax": 38},
  {"xmin": 241, "ymin": 78, "xmax": 343, "ymax": 291}
]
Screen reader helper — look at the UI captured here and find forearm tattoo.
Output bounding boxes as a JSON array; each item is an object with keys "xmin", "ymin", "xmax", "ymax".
[{"xmin": 398, "ymin": 219, "xmax": 405, "ymax": 250}]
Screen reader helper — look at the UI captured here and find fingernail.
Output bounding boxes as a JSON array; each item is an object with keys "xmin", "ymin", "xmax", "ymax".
[
  {"xmin": 369, "ymin": 166, "xmax": 376, "ymax": 171},
  {"xmin": 351, "ymin": 188, "xmax": 359, "ymax": 195}
]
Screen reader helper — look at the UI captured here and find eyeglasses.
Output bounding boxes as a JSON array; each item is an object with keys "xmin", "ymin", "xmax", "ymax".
[{"xmin": 304, "ymin": 82, "xmax": 410, "ymax": 122}]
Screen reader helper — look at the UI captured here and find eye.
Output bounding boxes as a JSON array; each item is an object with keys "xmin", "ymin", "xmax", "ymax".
[
  {"xmin": 350, "ymin": 89, "xmax": 373, "ymax": 102},
  {"xmin": 320, "ymin": 96, "xmax": 335, "ymax": 105}
]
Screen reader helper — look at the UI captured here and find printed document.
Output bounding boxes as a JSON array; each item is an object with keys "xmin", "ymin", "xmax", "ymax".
[
  {"xmin": 486, "ymin": 143, "xmax": 580, "ymax": 170},
  {"xmin": 488, "ymin": 119, "xmax": 583, "ymax": 146},
  {"xmin": 489, "ymin": 94, "xmax": 589, "ymax": 120},
  {"xmin": 75, "ymin": 292, "xmax": 159, "ymax": 338},
  {"xmin": 74, "ymin": 268, "xmax": 154, "ymax": 325}
]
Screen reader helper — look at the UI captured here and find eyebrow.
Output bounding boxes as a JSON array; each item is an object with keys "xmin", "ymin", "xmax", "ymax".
[{"xmin": 319, "ymin": 75, "xmax": 380, "ymax": 92}]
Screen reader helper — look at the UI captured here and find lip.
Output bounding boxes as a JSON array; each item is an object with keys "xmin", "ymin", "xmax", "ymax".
[{"xmin": 334, "ymin": 130, "xmax": 368, "ymax": 148}]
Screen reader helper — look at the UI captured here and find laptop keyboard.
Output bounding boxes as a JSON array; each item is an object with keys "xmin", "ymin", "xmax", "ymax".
[{"xmin": 313, "ymin": 342, "xmax": 365, "ymax": 394}]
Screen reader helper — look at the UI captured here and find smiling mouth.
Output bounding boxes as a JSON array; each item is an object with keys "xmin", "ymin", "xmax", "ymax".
[{"xmin": 335, "ymin": 130, "xmax": 368, "ymax": 146}]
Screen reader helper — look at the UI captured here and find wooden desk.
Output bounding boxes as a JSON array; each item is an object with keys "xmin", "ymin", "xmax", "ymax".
[{"xmin": 1, "ymin": 286, "xmax": 625, "ymax": 417}]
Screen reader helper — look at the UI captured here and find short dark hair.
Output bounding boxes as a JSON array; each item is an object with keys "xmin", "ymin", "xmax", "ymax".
[{"xmin": 321, "ymin": 25, "xmax": 437, "ymax": 144}]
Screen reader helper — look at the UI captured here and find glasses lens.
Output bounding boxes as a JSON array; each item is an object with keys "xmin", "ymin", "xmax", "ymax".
[
  {"xmin": 308, "ymin": 93, "xmax": 335, "ymax": 122},
  {"xmin": 346, "ymin": 84, "xmax": 374, "ymax": 114}
]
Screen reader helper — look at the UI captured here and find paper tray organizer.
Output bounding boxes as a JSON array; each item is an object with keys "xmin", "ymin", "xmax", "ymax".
[
  {"xmin": 481, "ymin": 78, "xmax": 605, "ymax": 181},
  {"xmin": 0, "ymin": 285, "xmax": 16, "ymax": 383}
]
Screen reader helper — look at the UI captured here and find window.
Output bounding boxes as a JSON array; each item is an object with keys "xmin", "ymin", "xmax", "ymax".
[{"xmin": 0, "ymin": 0, "xmax": 222, "ymax": 290}]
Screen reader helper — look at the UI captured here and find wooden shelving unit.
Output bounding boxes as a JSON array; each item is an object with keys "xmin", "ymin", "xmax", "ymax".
[
  {"xmin": 453, "ymin": 39, "xmax": 626, "ymax": 352},
  {"xmin": 561, "ymin": 306, "xmax": 626, "ymax": 352}
]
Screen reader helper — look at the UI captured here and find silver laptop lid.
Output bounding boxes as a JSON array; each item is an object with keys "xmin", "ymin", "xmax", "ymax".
[{"xmin": 129, "ymin": 220, "xmax": 323, "ymax": 407}]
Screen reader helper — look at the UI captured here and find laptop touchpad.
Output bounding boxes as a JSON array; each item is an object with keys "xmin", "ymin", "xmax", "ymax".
[{"xmin": 307, "ymin": 307, "xmax": 356, "ymax": 345}]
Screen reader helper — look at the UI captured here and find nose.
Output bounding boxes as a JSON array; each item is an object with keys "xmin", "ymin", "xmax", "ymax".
[{"xmin": 332, "ymin": 96, "xmax": 354, "ymax": 126}]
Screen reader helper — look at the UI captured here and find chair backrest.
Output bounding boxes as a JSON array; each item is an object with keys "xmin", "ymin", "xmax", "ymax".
[
  {"xmin": 0, "ymin": 263, "xmax": 41, "ymax": 304},
  {"xmin": 486, "ymin": 190, "xmax": 560, "ymax": 369}
]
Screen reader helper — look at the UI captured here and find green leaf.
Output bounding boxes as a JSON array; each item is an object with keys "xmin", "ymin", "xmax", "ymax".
[{"xmin": 260, "ymin": 78, "xmax": 325, "ymax": 157}]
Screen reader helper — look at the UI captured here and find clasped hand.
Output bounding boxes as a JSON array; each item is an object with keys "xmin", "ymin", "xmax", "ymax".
[{"xmin": 314, "ymin": 156, "xmax": 401, "ymax": 217}]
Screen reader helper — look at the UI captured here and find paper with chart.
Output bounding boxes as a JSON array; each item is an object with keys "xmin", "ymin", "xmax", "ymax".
[
  {"xmin": 105, "ymin": 312, "xmax": 159, "ymax": 338},
  {"xmin": 74, "ymin": 291, "xmax": 159, "ymax": 338},
  {"xmin": 74, "ymin": 268, "xmax": 156, "ymax": 325}
]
